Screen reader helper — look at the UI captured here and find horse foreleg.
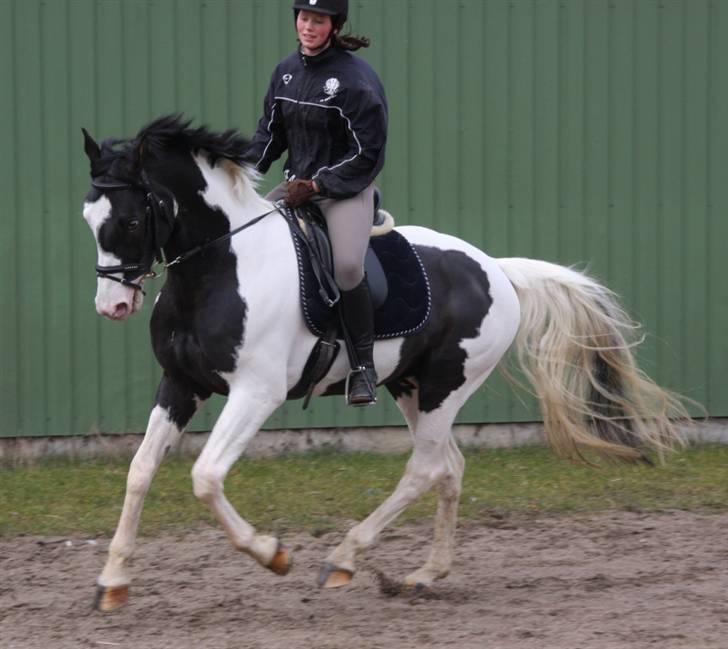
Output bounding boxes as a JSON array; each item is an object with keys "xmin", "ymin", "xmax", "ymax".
[
  {"xmin": 95, "ymin": 378, "xmax": 203, "ymax": 612},
  {"xmin": 191, "ymin": 386, "xmax": 290, "ymax": 575},
  {"xmin": 318, "ymin": 406, "xmax": 461, "ymax": 589}
]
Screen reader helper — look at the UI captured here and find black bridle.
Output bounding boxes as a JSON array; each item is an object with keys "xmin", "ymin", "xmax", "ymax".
[
  {"xmin": 92, "ymin": 170, "xmax": 174, "ymax": 293},
  {"xmin": 91, "ymin": 171, "xmax": 279, "ymax": 294}
]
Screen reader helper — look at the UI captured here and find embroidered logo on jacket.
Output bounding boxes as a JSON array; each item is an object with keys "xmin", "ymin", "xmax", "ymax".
[
  {"xmin": 322, "ymin": 77, "xmax": 340, "ymax": 102},
  {"xmin": 282, "ymin": 73, "xmax": 293, "ymax": 85}
]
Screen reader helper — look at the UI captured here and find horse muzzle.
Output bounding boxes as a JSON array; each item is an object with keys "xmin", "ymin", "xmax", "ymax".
[{"xmin": 95, "ymin": 276, "xmax": 145, "ymax": 320}]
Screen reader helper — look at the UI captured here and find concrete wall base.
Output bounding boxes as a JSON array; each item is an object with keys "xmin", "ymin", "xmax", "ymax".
[{"xmin": 1, "ymin": 419, "xmax": 726, "ymax": 464}]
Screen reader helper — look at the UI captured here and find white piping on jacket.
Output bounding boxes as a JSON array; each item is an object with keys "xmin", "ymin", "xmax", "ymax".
[{"xmin": 265, "ymin": 96, "xmax": 364, "ymax": 182}]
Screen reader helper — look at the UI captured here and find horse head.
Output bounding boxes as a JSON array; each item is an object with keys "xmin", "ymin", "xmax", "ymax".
[{"xmin": 81, "ymin": 115, "xmax": 258, "ymax": 321}]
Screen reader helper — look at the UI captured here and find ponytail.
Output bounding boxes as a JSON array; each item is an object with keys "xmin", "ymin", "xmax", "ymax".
[{"xmin": 332, "ymin": 31, "xmax": 370, "ymax": 51}]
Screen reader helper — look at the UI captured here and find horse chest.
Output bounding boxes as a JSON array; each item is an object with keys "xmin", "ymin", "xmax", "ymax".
[{"xmin": 151, "ymin": 282, "xmax": 247, "ymax": 394}]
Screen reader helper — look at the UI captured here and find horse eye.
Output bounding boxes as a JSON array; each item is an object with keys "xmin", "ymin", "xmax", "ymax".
[{"xmin": 127, "ymin": 219, "xmax": 141, "ymax": 231}]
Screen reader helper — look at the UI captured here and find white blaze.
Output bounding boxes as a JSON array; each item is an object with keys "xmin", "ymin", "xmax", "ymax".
[{"xmin": 83, "ymin": 196, "xmax": 143, "ymax": 319}]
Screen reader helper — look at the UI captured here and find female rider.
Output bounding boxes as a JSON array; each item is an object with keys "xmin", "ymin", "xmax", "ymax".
[{"xmin": 243, "ymin": 0, "xmax": 388, "ymax": 406}]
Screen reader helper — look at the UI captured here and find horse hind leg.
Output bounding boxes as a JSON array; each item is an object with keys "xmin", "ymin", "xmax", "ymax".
[
  {"xmin": 393, "ymin": 342, "xmax": 507, "ymax": 589},
  {"xmin": 316, "ymin": 388, "xmax": 422, "ymax": 588},
  {"xmin": 403, "ymin": 433, "xmax": 464, "ymax": 588},
  {"xmin": 385, "ymin": 385, "xmax": 466, "ymax": 588},
  {"xmin": 318, "ymin": 387, "xmax": 466, "ymax": 590}
]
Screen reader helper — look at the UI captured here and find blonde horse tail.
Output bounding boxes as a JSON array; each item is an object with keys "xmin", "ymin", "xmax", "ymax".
[{"xmin": 496, "ymin": 257, "xmax": 691, "ymax": 464}]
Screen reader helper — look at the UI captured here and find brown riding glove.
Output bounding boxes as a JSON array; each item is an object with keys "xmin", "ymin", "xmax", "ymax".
[{"xmin": 285, "ymin": 179, "xmax": 318, "ymax": 208}]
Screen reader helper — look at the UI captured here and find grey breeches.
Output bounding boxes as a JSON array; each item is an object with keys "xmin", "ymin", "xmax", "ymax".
[{"xmin": 266, "ymin": 182, "xmax": 375, "ymax": 291}]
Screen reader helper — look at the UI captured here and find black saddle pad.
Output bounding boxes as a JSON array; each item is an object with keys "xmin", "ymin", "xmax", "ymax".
[{"xmin": 289, "ymin": 225, "xmax": 432, "ymax": 340}]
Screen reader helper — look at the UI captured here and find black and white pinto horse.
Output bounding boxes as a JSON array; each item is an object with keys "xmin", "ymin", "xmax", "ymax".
[{"xmin": 81, "ymin": 116, "xmax": 687, "ymax": 611}]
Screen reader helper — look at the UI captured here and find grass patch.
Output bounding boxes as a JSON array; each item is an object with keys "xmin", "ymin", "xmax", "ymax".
[{"xmin": 1, "ymin": 445, "xmax": 727, "ymax": 538}]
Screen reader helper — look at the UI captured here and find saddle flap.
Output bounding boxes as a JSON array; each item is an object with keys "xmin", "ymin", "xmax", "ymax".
[
  {"xmin": 292, "ymin": 203, "xmax": 387, "ymax": 308},
  {"xmin": 284, "ymin": 212, "xmax": 431, "ymax": 341}
]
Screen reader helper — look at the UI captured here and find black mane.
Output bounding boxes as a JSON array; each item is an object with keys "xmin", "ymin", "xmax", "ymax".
[
  {"xmin": 137, "ymin": 114, "xmax": 252, "ymax": 166},
  {"xmin": 91, "ymin": 114, "xmax": 252, "ymax": 180}
]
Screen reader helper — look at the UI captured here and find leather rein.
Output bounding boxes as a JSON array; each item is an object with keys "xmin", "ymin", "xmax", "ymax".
[{"xmin": 91, "ymin": 172, "xmax": 279, "ymax": 294}]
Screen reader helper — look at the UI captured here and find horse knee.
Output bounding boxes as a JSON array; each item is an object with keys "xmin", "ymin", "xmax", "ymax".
[
  {"xmin": 439, "ymin": 460, "xmax": 464, "ymax": 499},
  {"xmin": 401, "ymin": 463, "xmax": 442, "ymax": 496},
  {"xmin": 437, "ymin": 473, "xmax": 462, "ymax": 500},
  {"xmin": 191, "ymin": 464, "xmax": 223, "ymax": 504},
  {"xmin": 408, "ymin": 441, "xmax": 455, "ymax": 480},
  {"xmin": 126, "ymin": 458, "xmax": 155, "ymax": 497},
  {"xmin": 406, "ymin": 453, "xmax": 461, "ymax": 498}
]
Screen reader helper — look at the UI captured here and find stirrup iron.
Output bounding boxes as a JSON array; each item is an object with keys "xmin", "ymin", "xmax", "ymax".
[{"xmin": 345, "ymin": 366, "xmax": 377, "ymax": 407}]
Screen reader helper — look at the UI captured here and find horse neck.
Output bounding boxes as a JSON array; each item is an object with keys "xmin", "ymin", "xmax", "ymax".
[
  {"xmin": 193, "ymin": 154, "xmax": 272, "ymax": 230},
  {"xmin": 159, "ymin": 155, "xmax": 274, "ymax": 272}
]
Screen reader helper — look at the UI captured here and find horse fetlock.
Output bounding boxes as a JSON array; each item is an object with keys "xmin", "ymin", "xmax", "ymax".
[
  {"xmin": 98, "ymin": 553, "xmax": 132, "ymax": 588},
  {"xmin": 317, "ymin": 562, "xmax": 354, "ymax": 589},
  {"xmin": 403, "ymin": 565, "xmax": 449, "ymax": 588},
  {"xmin": 245, "ymin": 534, "xmax": 282, "ymax": 568},
  {"xmin": 324, "ymin": 541, "xmax": 357, "ymax": 572},
  {"xmin": 326, "ymin": 530, "xmax": 365, "ymax": 569}
]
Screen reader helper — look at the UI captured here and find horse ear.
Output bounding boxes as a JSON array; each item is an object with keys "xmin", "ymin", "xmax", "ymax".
[{"xmin": 82, "ymin": 128, "xmax": 101, "ymax": 163}]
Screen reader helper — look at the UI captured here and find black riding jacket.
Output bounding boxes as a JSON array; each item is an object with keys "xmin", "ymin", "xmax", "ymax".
[{"xmin": 244, "ymin": 45, "xmax": 388, "ymax": 199}]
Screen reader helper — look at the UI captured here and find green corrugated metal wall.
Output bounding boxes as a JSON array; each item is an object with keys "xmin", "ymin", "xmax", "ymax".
[{"xmin": 1, "ymin": 0, "xmax": 726, "ymax": 438}]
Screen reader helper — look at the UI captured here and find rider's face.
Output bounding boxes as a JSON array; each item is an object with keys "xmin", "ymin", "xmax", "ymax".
[{"xmin": 296, "ymin": 10, "xmax": 334, "ymax": 55}]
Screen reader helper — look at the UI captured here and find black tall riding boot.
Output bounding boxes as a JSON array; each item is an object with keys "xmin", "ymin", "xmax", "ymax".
[{"xmin": 340, "ymin": 277, "xmax": 378, "ymax": 406}]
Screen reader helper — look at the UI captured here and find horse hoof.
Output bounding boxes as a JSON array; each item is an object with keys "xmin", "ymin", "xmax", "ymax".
[
  {"xmin": 402, "ymin": 582, "xmax": 440, "ymax": 600},
  {"xmin": 93, "ymin": 584, "xmax": 129, "ymax": 612},
  {"xmin": 267, "ymin": 544, "xmax": 292, "ymax": 576},
  {"xmin": 317, "ymin": 562, "xmax": 354, "ymax": 588}
]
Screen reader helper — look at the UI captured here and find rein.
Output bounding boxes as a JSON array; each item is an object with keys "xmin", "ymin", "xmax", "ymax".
[
  {"xmin": 92, "ymin": 174, "xmax": 279, "ymax": 294},
  {"xmin": 164, "ymin": 208, "xmax": 279, "ymax": 268}
]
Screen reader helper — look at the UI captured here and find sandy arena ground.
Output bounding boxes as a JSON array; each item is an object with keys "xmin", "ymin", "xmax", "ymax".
[{"xmin": 1, "ymin": 510, "xmax": 726, "ymax": 648}]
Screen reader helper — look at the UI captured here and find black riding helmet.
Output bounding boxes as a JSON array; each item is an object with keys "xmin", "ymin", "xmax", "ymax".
[{"xmin": 293, "ymin": 0, "xmax": 348, "ymax": 29}]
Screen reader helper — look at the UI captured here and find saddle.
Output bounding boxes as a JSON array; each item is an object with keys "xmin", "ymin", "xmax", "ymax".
[{"xmin": 280, "ymin": 197, "xmax": 431, "ymax": 406}]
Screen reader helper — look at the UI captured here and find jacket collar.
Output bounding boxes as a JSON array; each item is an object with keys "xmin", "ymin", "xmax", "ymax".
[{"xmin": 299, "ymin": 42, "xmax": 338, "ymax": 67}]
